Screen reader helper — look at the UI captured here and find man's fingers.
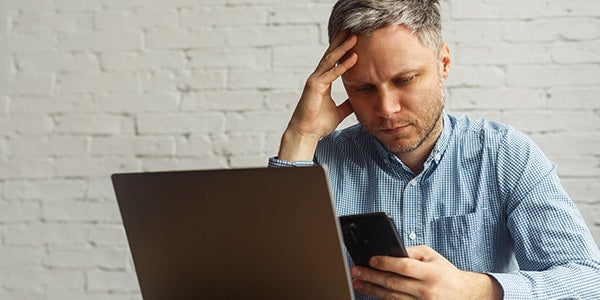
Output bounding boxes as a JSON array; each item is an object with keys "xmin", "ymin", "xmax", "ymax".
[
  {"xmin": 405, "ymin": 245, "xmax": 438, "ymax": 262},
  {"xmin": 369, "ymin": 256, "xmax": 429, "ymax": 281},
  {"xmin": 320, "ymin": 52, "xmax": 358, "ymax": 85},
  {"xmin": 315, "ymin": 34, "xmax": 358, "ymax": 75},
  {"xmin": 353, "ymin": 279, "xmax": 417, "ymax": 300}
]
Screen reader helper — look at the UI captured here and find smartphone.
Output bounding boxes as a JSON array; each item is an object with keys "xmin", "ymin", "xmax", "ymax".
[{"xmin": 339, "ymin": 212, "xmax": 408, "ymax": 268}]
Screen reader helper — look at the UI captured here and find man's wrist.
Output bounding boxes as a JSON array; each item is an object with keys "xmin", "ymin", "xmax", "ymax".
[
  {"xmin": 277, "ymin": 128, "xmax": 320, "ymax": 162},
  {"xmin": 465, "ymin": 272, "xmax": 503, "ymax": 300}
]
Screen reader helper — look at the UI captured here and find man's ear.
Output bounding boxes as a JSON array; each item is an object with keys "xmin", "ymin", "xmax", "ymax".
[{"xmin": 439, "ymin": 42, "xmax": 451, "ymax": 79}]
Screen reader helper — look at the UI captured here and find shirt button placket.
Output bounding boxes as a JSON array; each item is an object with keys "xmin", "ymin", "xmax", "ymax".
[{"xmin": 403, "ymin": 178, "xmax": 421, "ymax": 246}]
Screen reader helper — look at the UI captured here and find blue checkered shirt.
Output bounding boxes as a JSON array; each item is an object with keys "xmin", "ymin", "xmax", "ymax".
[{"xmin": 269, "ymin": 112, "xmax": 600, "ymax": 299}]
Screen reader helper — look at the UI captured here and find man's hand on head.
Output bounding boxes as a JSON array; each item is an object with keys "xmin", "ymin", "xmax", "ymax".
[
  {"xmin": 277, "ymin": 33, "xmax": 358, "ymax": 162},
  {"xmin": 351, "ymin": 245, "xmax": 504, "ymax": 300}
]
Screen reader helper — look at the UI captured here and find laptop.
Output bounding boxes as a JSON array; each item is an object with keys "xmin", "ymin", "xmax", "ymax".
[{"xmin": 112, "ymin": 166, "xmax": 355, "ymax": 300}]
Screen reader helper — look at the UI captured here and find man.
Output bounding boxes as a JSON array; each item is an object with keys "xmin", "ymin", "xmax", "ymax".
[{"xmin": 269, "ymin": 0, "xmax": 600, "ymax": 299}]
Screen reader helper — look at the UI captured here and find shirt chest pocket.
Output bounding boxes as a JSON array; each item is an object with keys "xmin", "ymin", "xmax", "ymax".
[{"xmin": 430, "ymin": 209, "xmax": 495, "ymax": 271}]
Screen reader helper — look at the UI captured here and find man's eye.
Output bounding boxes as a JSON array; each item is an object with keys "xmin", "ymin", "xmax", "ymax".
[
  {"xmin": 395, "ymin": 76, "xmax": 415, "ymax": 86},
  {"xmin": 355, "ymin": 85, "xmax": 374, "ymax": 93}
]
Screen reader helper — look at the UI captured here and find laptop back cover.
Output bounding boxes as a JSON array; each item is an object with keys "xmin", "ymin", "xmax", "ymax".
[{"xmin": 112, "ymin": 166, "xmax": 354, "ymax": 300}]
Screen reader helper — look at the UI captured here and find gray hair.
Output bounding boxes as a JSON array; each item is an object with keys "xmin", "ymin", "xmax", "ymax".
[{"xmin": 328, "ymin": 0, "xmax": 443, "ymax": 54}]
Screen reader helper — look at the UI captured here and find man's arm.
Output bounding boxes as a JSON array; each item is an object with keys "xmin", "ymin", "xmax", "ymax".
[
  {"xmin": 489, "ymin": 129, "xmax": 600, "ymax": 299},
  {"xmin": 276, "ymin": 33, "xmax": 357, "ymax": 163}
]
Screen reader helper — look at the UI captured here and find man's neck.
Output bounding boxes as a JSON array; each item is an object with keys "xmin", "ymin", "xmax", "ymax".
[{"xmin": 395, "ymin": 114, "xmax": 444, "ymax": 175}]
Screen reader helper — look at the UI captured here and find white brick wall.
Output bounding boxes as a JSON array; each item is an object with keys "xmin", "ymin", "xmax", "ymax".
[{"xmin": 0, "ymin": 0, "xmax": 598, "ymax": 298}]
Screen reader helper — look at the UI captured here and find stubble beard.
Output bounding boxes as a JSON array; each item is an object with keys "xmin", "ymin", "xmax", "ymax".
[{"xmin": 371, "ymin": 84, "xmax": 445, "ymax": 155}]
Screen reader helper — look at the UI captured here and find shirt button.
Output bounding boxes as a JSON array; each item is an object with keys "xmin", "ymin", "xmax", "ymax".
[
  {"xmin": 409, "ymin": 179, "xmax": 417, "ymax": 186},
  {"xmin": 409, "ymin": 232, "xmax": 417, "ymax": 240},
  {"xmin": 435, "ymin": 154, "xmax": 441, "ymax": 161}
]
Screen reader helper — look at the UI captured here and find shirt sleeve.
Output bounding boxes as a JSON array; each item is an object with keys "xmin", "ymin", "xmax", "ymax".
[
  {"xmin": 490, "ymin": 128, "xmax": 600, "ymax": 299},
  {"xmin": 268, "ymin": 157, "xmax": 316, "ymax": 168}
]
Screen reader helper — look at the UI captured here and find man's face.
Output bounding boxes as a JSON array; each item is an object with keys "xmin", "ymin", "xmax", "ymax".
[{"xmin": 342, "ymin": 25, "xmax": 450, "ymax": 156}]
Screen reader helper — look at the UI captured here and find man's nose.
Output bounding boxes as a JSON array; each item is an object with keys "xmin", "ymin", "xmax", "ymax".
[{"xmin": 375, "ymin": 88, "xmax": 401, "ymax": 119}]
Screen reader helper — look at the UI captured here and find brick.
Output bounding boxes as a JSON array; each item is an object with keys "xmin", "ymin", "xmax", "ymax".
[
  {"xmin": 561, "ymin": 178, "xmax": 600, "ymax": 204},
  {"xmin": 58, "ymin": 32, "xmax": 142, "ymax": 51},
  {"xmin": 264, "ymin": 91, "xmax": 301, "ymax": 111},
  {"xmin": 44, "ymin": 248, "xmax": 129, "ymax": 270},
  {"xmin": 268, "ymin": 4, "xmax": 332, "ymax": 24},
  {"xmin": 43, "ymin": 201, "xmax": 122, "ymax": 223},
  {"xmin": 55, "ymin": 0, "xmax": 102, "ymax": 11},
  {"xmin": 502, "ymin": 21, "xmax": 558, "ymax": 42},
  {"xmin": 87, "ymin": 177, "xmax": 118, "ymax": 200},
  {"xmin": 139, "ymin": 70, "xmax": 227, "ymax": 93},
  {"xmin": 3, "ymin": 179, "xmax": 87, "ymax": 201},
  {"xmin": 12, "ymin": 12, "xmax": 92, "ymax": 33},
  {"xmin": 554, "ymin": 19, "xmax": 600, "ymax": 40},
  {"xmin": 448, "ymin": 88, "xmax": 546, "ymax": 110},
  {"xmin": 16, "ymin": 52, "xmax": 99, "ymax": 75},
  {"xmin": 136, "ymin": 113, "xmax": 224, "ymax": 134},
  {"xmin": 146, "ymin": 28, "xmax": 227, "ymax": 49},
  {"xmin": 0, "ymin": 33, "xmax": 55, "ymax": 52},
  {"xmin": 544, "ymin": 0, "xmax": 600, "ymax": 17},
  {"xmin": 0, "ymin": 158, "xmax": 55, "ymax": 179},
  {"xmin": 187, "ymin": 47, "xmax": 270, "ymax": 69},
  {"xmin": 139, "ymin": 157, "xmax": 228, "ymax": 171},
  {"xmin": 0, "ymin": 246, "xmax": 45, "ymax": 270},
  {"xmin": 507, "ymin": 65, "xmax": 600, "ymax": 87},
  {"xmin": 100, "ymin": 0, "xmax": 198, "ymax": 9},
  {"xmin": 228, "ymin": 69, "xmax": 306, "ymax": 90},
  {"xmin": 546, "ymin": 87, "xmax": 600, "ymax": 109},
  {"xmin": 2, "ymin": 268, "xmax": 86, "ymax": 293},
  {"xmin": 94, "ymin": 9, "xmax": 178, "ymax": 31},
  {"xmin": 90, "ymin": 136, "xmax": 175, "ymax": 156},
  {"xmin": 449, "ymin": 0, "xmax": 546, "ymax": 20},
  {"xmin": 86, "ymin": 270, "xmax": 139, "ymax": 292},
  {"xmin": 225, "ymin": 112, "xmax": 289, "ymax": 133},
  {"xmin": 180, "ymin": 91, "xmax": 265, "ymax": 112},
  {"xmin": 1, "ymin": 0, "xmax": 54, "ymax": 12},
  {"xmin": 0, "ymin": 115, "xmax": 53, "ymax": 136},
  {"xmin": 57, "ymin": 72, "xmax": 138, "ymax": 93},
  {"xmin": 454, "ymin": 43, "xmax": 551, "ymax": 65},
  {"xmin": 100, "ymin": 51, "xmax": 186, "ymax": 71},
  {"xmin": 530, "ymin": 133, "xmax": 600, "ymax": 156},
  {"xmin": 53, "ymin": 114, "xmax": 133, "ymax": 135},
  {"xmin": 54, "ymin": 157, "xmax": 139, "ymax": 177},
  {"xmin": 445, "ymin": 65, "xmax": 506, "ymax": 88},
  {"xmin": 6, "ymin": 75, "xmax": 53, "ymax": 96},
  {"xmin": 181, "ymin": 6, "xmax": 268, "ymax": 27},
  {"xmin": 552, "ymin": 41, "xmax": 600, "ymax": 63},
  {"xmin": 10, "ymin": 94, "xmax": 94, "ymax": 114},
  {"xmin": 501, "ymin": 110, "xmax": 600, "ymax": 134},
  {"xmin": 226, "ymin": 25, "xmax": 319, "ymax": 47},
  {"xmin": 175, "ymin": 70, "xmax": 228, "ymax": 91},
  {"xmin": 174, "ymin": 134, "xmax": 215, "ymax": 157},
  {"xmin": 8, "ymin": 135, "xmax": 87, "ymax": 157},
  {"xmin": 273, "ymin": 45, "xmax": 324, "ymax": 68},
  {"xmin": 3, "ymin": 223, "xmax": 88, "ymax": 247},
  {"xmin": 90, "ymin": 93, "xmax": 179, "ymax": 113},
  {"xmin": 211, "ymin": 133, "xmax": 266, "ymax": 155},
  {"xmin": 87, "ymin": 225, "xmax": 129, "ymax": 248},
  {"xmin": 443, "ymin": 21, "xmax": 503, "ymax": 43},
  {"xmin": 551, "ymin": 156, "xmax": 600, "ymax": 177},
  {"xmin": 0, "ymin": 201, "xmax": 40, "ymax": 222},
  {"xmin": 230, "ymin": 154, "xmax": 269, "ymax": 168}
]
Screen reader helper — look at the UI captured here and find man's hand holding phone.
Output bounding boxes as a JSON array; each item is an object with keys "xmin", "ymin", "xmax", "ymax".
[{"xmin": 277, "ymin": 33, "xmax": 358, "ymax": 162}]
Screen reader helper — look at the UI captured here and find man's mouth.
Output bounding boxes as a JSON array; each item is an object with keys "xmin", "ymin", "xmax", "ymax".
[{"xmin": 380, "ymin": 124, "xmax": 409, "ymax": 135}]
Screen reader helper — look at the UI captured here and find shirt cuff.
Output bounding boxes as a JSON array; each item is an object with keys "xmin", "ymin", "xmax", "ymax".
[
  {"xmin": 268, "ymin": 157, "xmax": 316, "ymax": 168},
  {"xmin": 487, "ymin": 272, "xmax": 533, "ymax": 300}
]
